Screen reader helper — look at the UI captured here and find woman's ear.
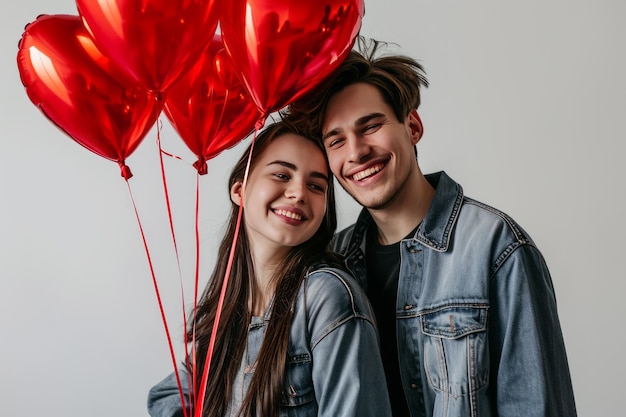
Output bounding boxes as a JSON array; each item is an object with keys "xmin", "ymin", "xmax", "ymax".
[{"xmin": 230, "ymin": 181, "xmax": 243, "ymax": 206}]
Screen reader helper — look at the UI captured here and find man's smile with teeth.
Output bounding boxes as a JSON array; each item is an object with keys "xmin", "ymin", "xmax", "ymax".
[
  {"xmin": 351, "ymin": 163, "xmax": 384, "ymax": 181},
  {"xmin": 274, "ymin": 209, "xmax": 303, "ymax": 220}
]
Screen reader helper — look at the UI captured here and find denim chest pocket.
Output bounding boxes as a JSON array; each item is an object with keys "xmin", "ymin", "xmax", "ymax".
[
  {"xmin": 421, "ymin": 305, "xmax": 489, "ymax": 397},
  {"xmin": 279, "ymin": 353, "xmax": 317, "ymax": 417}
]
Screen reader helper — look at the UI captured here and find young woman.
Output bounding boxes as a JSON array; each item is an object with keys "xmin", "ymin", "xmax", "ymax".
[{"xmin": 147, "ymin": 120, "xmax": 391, "ymax": 417}]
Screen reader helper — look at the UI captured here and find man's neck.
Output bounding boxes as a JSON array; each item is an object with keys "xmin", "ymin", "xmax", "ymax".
[{"xmin": 369, "ymin": 172, "xmax": 435, "ymax": 245}]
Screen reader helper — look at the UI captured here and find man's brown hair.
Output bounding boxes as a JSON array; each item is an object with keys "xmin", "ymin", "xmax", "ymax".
[{"xmin": 285, "ymin": 37, "xmax": 429, "ymax": 139}]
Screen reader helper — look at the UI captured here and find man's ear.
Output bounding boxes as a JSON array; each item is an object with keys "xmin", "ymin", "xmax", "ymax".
[
  {"xmin": 408, "ymin": 109, "xmax": 424, "ymax": 145},
  {"xmin": 230, "ymin": 181, "xmax": 243, "ymax": 206}
]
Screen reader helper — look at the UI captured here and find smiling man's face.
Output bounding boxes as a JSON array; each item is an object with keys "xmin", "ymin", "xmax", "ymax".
[{"xmin": 322, "ymin": 82, "xmax": 423, "ymax": 211}]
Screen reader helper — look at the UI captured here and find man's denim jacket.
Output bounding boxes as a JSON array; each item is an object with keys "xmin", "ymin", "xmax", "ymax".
[
  {"xmin": 147, "ymin": 267, "xmax": 392, "ymax": 417},
  {"xmin": 332, "ymin": 171, "xmax": 577, "ymax": 417}
]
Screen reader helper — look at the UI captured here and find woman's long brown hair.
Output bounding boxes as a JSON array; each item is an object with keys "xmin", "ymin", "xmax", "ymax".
[{"xmin": 189, "ymin": 119, "xmax": 338, "ymax": 417}]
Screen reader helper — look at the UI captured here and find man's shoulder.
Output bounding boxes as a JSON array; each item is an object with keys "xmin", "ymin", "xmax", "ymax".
[
  {"xmin": 459, "ymin": 196, "xmax": 535, "ymax": 246},
  {"xmin": 431, "ymin": 171, "xmax": 533, "ymax": 244}
]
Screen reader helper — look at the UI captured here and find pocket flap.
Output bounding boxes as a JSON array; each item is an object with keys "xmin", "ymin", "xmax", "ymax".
[
  {"xmin": 421, "ymin": 305, "xmax": 488, "ymax": 339},
  {"xmin": 281, "ymin": 354, "xmax": 315, "ymax": 407}
]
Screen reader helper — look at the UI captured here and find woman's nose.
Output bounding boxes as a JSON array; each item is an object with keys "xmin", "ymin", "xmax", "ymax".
[{"xmin": 285, "ymin": 180, "xmax": 306, "ymax": 201}]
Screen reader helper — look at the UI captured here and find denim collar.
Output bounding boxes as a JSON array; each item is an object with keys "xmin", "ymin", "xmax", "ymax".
[{"xmin": 345, "ymin": 171, "xmax": 464, "ymax": 254}]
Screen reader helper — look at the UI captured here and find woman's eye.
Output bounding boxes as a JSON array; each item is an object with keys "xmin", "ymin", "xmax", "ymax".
[
  {"xmin": 274, "ymin": 173, "xmax": 289, "ymax": 180},
  {"xmin": 308, "ymin": 183, "xmax": 326, "ymax": 192}
]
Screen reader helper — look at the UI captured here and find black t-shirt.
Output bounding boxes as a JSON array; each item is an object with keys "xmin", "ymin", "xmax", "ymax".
[{"xmin": 366, "ymin": 225, "xmax": 418, "ymax": 417}]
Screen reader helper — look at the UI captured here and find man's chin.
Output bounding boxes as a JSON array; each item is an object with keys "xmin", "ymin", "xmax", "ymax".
[{"xmin": 350, "ymin": 192, "xmax": 394, "ymax": 212}]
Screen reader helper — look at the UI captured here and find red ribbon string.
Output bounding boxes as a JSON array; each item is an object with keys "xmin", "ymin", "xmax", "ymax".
[
  {"xmin": 193, "ymin": 122, "xmax": 261, "ymax": 417},
  {"xmin": 188, "ymin": 171, "xmax": 202, "ymax": 409},
  {"xmin": 125, "ymin": 177, "xmax": 189, "ymax": 417},
  {"xmin": 156, "ymin": 122, "xmax": 194, "ymax": 416}
]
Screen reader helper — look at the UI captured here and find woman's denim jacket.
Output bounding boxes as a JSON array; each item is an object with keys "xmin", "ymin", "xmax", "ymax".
[
  {"xmin": 147, "ymin": 267, "xmax": 392, "ymax": 417},
  {"xmin": 332, "ymin": 171, "xmax": 577, "ymax": 417}
]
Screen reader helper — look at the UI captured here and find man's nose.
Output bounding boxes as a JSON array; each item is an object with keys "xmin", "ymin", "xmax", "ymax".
[{"xmin": 347, "ymin": 136, "xmax": 371, "ymax": 163}]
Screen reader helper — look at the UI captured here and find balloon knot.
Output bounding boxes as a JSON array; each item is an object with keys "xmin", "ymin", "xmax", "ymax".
[
  {"xmin": 119, "ymin": 161, "xmax": 133, "ymax": 180},
  {"xmin": 255, "ymin": 115, "xmax": 267, "ymax": 132},
  {"xmin": 193, "ymin": 158, "xmax": 208, "ymax": 175}
]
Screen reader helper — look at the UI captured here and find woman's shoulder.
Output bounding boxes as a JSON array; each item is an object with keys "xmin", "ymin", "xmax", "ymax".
[
  {"xmin": 305, "ymin": 264, "xmax": 357, "ymax": 291},
  {"xmin": 301, "ymin": 265, "xmax": 374, "ymax": 323}
]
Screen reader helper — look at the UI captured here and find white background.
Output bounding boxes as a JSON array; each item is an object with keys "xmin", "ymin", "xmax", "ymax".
[{"xmin": 2, "ymin": 1, "xmax": 624, "ymax": 416}]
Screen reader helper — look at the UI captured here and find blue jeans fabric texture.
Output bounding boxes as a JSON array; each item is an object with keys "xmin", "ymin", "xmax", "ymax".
[
  {"xmin": 147, "ymin": 267, "xmax": 392, "ymax": 417},
  {"xmin": 331, "ymin": 171, "xmax": 577, "ymax": 417}
]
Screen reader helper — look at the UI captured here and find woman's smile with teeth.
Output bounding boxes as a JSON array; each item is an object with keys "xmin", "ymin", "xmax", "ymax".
[
  {"xmin": 274, "ymin": 209, "xmax": 303, "ymax": 220},
  {"xmin": 352, "ymin": 163, "xmax": 384, "ymax": 181}
]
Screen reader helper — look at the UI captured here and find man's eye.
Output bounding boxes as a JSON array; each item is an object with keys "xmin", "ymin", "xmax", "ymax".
[
  {"xmin": 363, "ymin": 123, "xmax": 382, "ymax": 134},
  {"xmin": 327, "ymin": 137, "xmax": 344, "ymax": 148}
]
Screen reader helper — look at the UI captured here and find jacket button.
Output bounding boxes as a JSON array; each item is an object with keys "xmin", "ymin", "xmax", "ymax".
[{"xmin": 404, "ymin": 304, "xmax": 414, "ymax": 310}]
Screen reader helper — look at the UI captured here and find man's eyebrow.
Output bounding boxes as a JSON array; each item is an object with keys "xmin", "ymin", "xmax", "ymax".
[
  {"xmin": 355, "ymin": 112, "xmax": 386, "ymax": 126},
  {"xmin": 267, "ymin": 160, "xmax": 329, "ymax": 182},
  {"xmin": 322, "ymin": 112, "xmax": 387, "ymax": 141},
  {"xmin": 322, "ymin": 128, "xmax": 341, "ymax": 142}
]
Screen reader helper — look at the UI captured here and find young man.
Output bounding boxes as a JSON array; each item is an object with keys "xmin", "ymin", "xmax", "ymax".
[{"xmin": 287, "ymin": 38, "xmax": 577, "ymax": 417}]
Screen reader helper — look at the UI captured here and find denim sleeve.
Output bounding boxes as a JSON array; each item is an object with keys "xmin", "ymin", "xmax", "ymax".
[
  {"xmin": 146, "ymin": 368, "xmax": 191, "ymax": 417},
  {"xmin": 489, "ymin": 244, "xmax": 577, "ymax": 417},
  {"xmin": 311, "ymin": 318, "xmax": 393, "ymax": 417},
  {"xmin": 305, "ymin": 270, "xmax": 392, "ymax": 417}
]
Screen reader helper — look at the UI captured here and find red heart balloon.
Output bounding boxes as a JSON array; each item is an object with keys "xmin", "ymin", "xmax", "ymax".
[
  {"xmin": 76, "ymin": 0, "xmax": 220, "ymax": 94},
  {"xmin": 17, "ymin": 14, "xmax": 163, "ymax": 179},
  {"xmin": 164, "ymin": 35, "xmax": 261, "ymax": 174},
  {"xmin": 220, "ymin": 0, "xmax": 364, "ymax": 119}
]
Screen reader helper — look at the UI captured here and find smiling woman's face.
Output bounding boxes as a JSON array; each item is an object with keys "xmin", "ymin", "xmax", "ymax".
[{"xmin": 230, "ymin": 132, "xmax": 329, "ymax": 252}]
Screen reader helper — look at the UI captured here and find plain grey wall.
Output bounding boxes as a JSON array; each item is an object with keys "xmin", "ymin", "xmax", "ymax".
[{"xmin": 2, "ymin": 1, "xmax": 624, "ymax": 416}]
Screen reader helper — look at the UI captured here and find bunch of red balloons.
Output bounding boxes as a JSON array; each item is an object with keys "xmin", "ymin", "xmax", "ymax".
[{"xmin": 17, "ymin": 0, "xmax": 365, "ymax": 178}]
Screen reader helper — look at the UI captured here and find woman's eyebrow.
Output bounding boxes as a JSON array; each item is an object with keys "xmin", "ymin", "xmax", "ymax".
[
  {"xmin": 267, "ymin": 160, "xmax": 295, "ymax": 170},
  {"xmin": 267, "ymin": 160, "xmax": 328, "ymax": 182}
]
